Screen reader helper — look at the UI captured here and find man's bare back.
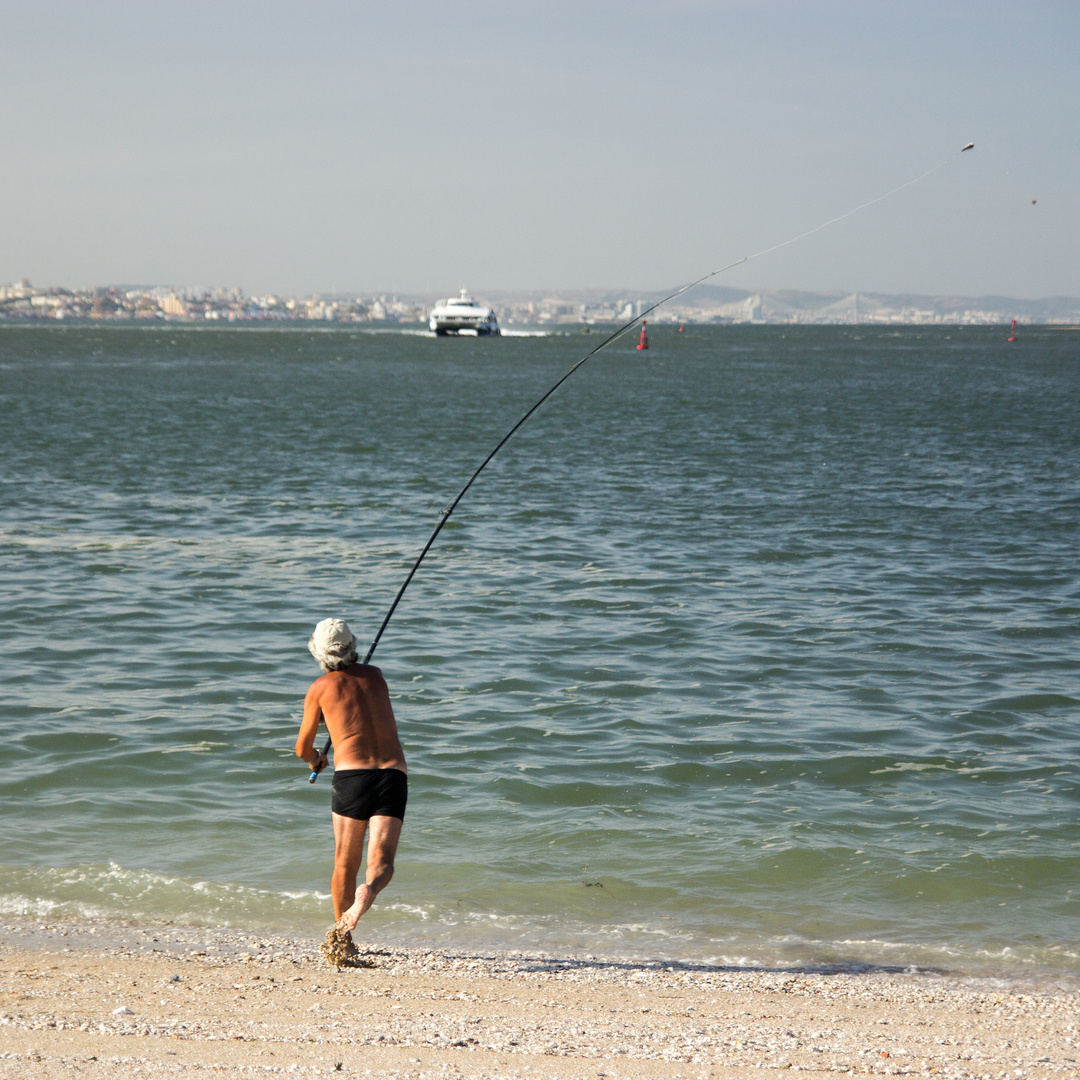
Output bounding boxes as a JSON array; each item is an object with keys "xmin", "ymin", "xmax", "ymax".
[
  {"xmin": 296, "ymin": 664, "xmax": 406, "ymax": 774},
  {"xmin": 295, "ymin": 619, "xmax": 407, "ymax": 951}
]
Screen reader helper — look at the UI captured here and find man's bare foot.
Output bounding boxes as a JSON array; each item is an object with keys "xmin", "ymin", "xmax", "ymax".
[{"xmin": 339, "ymin": 883, "xmax": 376, "ymax": 932}]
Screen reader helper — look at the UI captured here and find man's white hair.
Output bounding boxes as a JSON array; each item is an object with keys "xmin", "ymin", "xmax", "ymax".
[{"xmin": 308, "ymin": 618, "xmax": 358, "ymax": 672}]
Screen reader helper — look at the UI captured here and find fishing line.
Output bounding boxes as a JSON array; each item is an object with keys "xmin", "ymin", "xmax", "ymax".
[{"xmin": 310, "ymin": 142, "xmax": 972, "ymax": 782}]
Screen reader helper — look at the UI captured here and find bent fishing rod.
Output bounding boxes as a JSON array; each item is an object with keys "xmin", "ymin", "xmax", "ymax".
[{"xmin": 310, "ymin": 143, "xmax": 974, "ymax": 782}]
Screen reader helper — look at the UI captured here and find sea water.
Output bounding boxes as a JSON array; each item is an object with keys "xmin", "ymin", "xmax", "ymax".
[{"xmin": 1, "ymin": 324, "xmax": 1077, "ymax": 976}]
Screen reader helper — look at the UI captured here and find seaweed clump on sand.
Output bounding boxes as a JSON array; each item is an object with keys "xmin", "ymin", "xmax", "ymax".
[{"xmin": 320, "ymin": 925, "xmax": 373, "ymax": 968}]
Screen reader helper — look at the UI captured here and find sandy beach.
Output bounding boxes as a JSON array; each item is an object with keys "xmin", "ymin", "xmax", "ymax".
[{"xmin": 0, "ymin": 921, "xmax": 1075, "ymax": 1079}]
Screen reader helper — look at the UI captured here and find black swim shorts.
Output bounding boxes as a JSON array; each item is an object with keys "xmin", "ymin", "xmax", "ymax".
[{"xmin": 331, "ymin": 768, "xmax": 408, "ymax": 822}]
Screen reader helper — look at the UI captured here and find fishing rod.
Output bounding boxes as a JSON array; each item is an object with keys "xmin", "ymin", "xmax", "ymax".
[{"xmin": 309, "ymin": 143, "xmax": 974, "ymax": 782}]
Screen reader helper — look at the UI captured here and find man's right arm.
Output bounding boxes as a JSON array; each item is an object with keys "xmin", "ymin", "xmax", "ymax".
[{"xmin": 295, "ymin": 682, "xmax": 328, "ymax": 772}]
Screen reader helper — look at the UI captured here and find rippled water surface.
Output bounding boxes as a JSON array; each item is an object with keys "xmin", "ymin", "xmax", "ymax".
[{"xmin": 1, "ymin": 324, "xmax": 1077, "ymax": 974}]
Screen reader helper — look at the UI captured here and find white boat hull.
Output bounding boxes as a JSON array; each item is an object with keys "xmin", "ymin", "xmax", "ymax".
[
  {"xmin": 429, "ymin": 291, "xmax": 501, "ymax": 337},
  {"xmin": 429, "ymin": 319, "xmax": 500, "ymax": 337}
]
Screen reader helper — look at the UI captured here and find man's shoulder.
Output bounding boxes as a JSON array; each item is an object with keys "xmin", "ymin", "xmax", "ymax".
[{"xmin": 340, "ymin": 662, "xmax": 383, "ymax": 678}]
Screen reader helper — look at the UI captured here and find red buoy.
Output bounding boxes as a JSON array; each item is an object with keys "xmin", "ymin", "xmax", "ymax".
[
  {"xmin": 1007, "ymin": 318, "xmax": 1017, "ymax": 343},
  {"xmin": 636, "ymin": 319, "xmax": 649, "ymax": 350}
]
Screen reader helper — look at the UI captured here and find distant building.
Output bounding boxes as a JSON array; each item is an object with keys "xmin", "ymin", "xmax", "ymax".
[{"xmin": 161, "ymin": 294, "xmax": 188, "ymax": 317}]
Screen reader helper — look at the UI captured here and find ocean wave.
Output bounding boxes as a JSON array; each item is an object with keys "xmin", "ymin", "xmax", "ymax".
[{"xmin": 0, "ymin": 863, "xmax": 331, "ymax": 931}]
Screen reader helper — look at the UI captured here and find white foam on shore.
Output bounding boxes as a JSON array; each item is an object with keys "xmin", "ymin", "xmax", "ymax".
[{"xmin": 0, "ymin": 894, "xmax": 112, "ymax": 921}]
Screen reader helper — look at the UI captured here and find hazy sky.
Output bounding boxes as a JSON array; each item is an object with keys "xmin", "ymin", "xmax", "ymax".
[{"xmin": 2, "ymin": 1, "xmax": 1076, "ymax": 297}]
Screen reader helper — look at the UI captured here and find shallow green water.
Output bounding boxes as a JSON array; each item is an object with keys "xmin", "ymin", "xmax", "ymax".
[{"xmin": 1, "ymin": 324, "xmax": 1077, "ymax": 974}]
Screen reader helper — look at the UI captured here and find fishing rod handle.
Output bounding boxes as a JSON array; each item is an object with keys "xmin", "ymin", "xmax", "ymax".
[{"xmin": 308, "ymin": 737, "xmax": 333, "ymax": 784}]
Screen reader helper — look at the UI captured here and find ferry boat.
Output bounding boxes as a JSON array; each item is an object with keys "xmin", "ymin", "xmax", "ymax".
[{"xmin": 429, "ymin": 290, "xmax": 501, "ymax": 336}]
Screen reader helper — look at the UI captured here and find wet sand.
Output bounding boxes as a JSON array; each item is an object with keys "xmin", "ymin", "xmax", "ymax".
[{"xmin": 0, "ymin": 921, "xmax": 1076, "ymax": 1079}]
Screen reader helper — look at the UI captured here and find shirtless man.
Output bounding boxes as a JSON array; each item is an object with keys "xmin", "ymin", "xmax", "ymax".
[{"xmin": 295, "ymin": 618, "xmax": 407, "ymax": 937}]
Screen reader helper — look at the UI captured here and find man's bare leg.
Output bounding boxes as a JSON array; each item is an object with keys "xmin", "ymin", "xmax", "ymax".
[
  {"xmin": 339, "ymin": 814, "xmax": 402, "ymax": 932},
  {"xmin": 331, "ymin": 812, "xmax": 368, "ymax": 922}
]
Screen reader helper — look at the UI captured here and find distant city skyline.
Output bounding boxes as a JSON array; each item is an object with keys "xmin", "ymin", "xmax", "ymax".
[
  {"xmin": 5, "ymin": 276, "xmax": 1077, "ymax": 326},
  {"xmin": 1, "ymin": 2, "xmax": 1077, "ymax": 299}
]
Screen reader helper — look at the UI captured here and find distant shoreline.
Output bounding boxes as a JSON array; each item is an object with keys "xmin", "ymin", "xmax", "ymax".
[
  {"xmin": 3, "ymin": 319, "xmax": 1076, "ymax": 330},
  {"xmin": 4, "ymin": 280, "xmax": 1080, "ymax": 327}
]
